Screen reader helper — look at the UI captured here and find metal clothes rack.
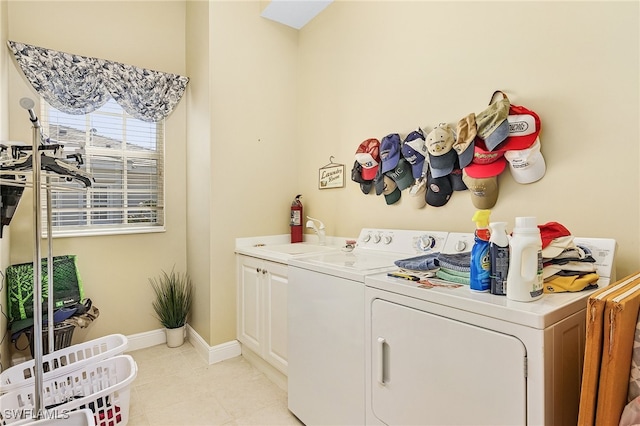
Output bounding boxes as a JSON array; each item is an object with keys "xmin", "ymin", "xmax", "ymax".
[{"xmin": 1, "ymin": 98, "xmax": 90, "ymax": 417}]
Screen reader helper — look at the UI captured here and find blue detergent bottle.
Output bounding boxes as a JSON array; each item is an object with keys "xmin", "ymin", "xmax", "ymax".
[{"xmin": 470, "ymin": 210, "xmax": 491, "ymax": 292}]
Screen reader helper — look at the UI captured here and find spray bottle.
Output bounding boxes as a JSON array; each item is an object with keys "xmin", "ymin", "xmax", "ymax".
[
  {"xmin": 470, "ymin": 209, "xmax": 491, "ymax": 292},
  {"xmin": 290, "ymin": 195, "xmax": 303, "ymax": 243},
  {"xmin": 489, "ymin": 222, "xmax": 509, "ymax": 295}
]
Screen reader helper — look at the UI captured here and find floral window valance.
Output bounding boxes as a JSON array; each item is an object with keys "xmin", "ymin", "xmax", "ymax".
[{"xmin": 7, "ymin": 41, "xmax": 189, "ymax": 123}]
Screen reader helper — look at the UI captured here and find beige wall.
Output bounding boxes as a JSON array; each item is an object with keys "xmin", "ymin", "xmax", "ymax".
[
  {"xmin": 296, "ymin": 1, "xmax": 640, "ymax": 278},
  {"xmin": 208, "ymin": 1, "xmax": 299, "ymax": 344},
  {"xmin": 5, "ymin": 1, "xmax": 188, "ymax": 350},
  {"xmin": 185, "ymin": 0, "xmax": 212, "ymax": 344}
]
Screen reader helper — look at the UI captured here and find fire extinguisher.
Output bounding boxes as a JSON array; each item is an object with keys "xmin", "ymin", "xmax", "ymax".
[{"xmin": 290, "ymin": 194, "xmax": 303, "ymax": 243}]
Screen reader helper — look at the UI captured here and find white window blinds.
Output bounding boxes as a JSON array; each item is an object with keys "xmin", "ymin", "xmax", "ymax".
[{"xmin": 41, "ymin": 98, "xmax": 165, "ymax": 237}]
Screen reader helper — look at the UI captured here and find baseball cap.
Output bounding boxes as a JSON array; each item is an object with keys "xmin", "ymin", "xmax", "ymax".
[
  {"xmin": 386, "ymin": 158, "xmax": 414, "ymax": 191},
  {"xmin": 380, "ymin": 133, "xmax": 402, "ymax": 173},
  {"xmin": 462, "ymin": 169, "xmax": 499, "ymax": 209},
  {"xmin": 426, "ymin": 123, "xmax": 455, "ymax": 156},
  {"xmin": 543, "ymin": 261, "xmax": 596, "ymax": 280},
  {"xmin": 350, "ymin": 160, "xmax": 373, "ymax": 194},
  {"xmin": 504, "ymin": 137, "xmax": 546, "ymax": 184},
  {"xmin": 453, "ymin": 113, "xmax": 476, "ymax": 168},
  {"xmin": 427, "ymin": 124, "xmax": 457, "ymax": 178},
  {"xmin": 429, "ymin": 149, "xmax": 457, "ymax": 178},
  {"xmin": 374, "ymin": 166, "xmax": 386, "ymax": 196},
  {"xmin": 502, "ymin": 104, "xmax": 541, "ymax": 151},
  {"xmin": 408, "ymin": 177, "xmax": 427, "ymax": 209},
  {"xmin": 449, "ymin": 167, "xmax": 467, "ymax": 191},
  {"xmin": 542, "ymin": 235, "xmax": 577, "ymax": 259},
  {"xmin": 464, "ymin": 138, "xmax": 507, "ymax": 178},
  {"xmin": 401, "ymin": 128, "xmax": 428, "ymax": 179},
  {"xmin": 476, "ymin": 94, "xmax": 510, "ymax": 151},
  {"xmin": 382, "ymin": 175, "xmax": 401, "ymax": 205},
  {"xmin": 426, "ymin": 167, "xmax": 452, "ymax": 207},
  {"xmin": 354, "ymin": 138, "xmax": 380, "ymax": 180},
  {"xmin": 543, "ymin": 273, "xmax": 599, "ymax": 293},
  {"xmin": 538, "ymin": 222, "xmax": 572, "ymax": 248}
]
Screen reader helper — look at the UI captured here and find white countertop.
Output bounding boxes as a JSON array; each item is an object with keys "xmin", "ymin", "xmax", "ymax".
[{"xmin": 235, "ymin": 234, "xmax": 353, "ymax": 264}]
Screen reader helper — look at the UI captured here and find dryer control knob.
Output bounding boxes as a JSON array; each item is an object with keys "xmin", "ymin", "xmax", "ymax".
[
  {"xmin": 455, "ymin": 240, "xmax": 468, "ymax": 252},
  {"xmin": 373, "ymin": 233, "xmax": 382, "ymax": 244},
  {"xmin": 362, "ymin": 233, "xmax": 371, "ymax": 243},
  {"xmin": 383, "ymin": 235, "xmax": 393, "ymax": 244},
  {"xmin": 417, "ymin": 235, "xmax": 436, "ymax": 251}
]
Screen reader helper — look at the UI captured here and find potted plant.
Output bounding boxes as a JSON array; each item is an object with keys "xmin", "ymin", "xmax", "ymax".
[{"xmin": 149, "ymin": 268, "xmax": 193, "ymax": 347}]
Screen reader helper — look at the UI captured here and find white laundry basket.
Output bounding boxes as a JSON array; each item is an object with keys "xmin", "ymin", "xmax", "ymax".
[
  {"xmin": 1, "ymin": 334, "xmax": 128, "ymax": 394},
  {"xmin": 0, "ymin": 355, "xmax": 137, "ymax": 426},
  {"xmin": 11, "ymin": 409, "xmax": 95, "ymax": 426}
]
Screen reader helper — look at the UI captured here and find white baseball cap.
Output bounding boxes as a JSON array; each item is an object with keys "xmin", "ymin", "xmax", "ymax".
[{"xmin": 504, "ymin": 137, "xmax": 546, "ymax": 184}]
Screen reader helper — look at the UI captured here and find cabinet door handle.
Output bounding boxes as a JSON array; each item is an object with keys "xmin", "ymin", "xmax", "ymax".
[
  {"xmin": 262, "ymin": 269, "xmax": 267, "ymax": 275},
  {"xmin": 377, "ymin": 337, "xmax": 386, "ymax": 385},
  {"xmin": 256, "ymin": 268, "xmax": 262, "ymax": 273}
]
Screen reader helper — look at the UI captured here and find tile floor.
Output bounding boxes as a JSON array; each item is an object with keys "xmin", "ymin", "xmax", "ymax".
[{"xmin": 126, "ymin": 342, "xmax": 303, "ymax": 426}]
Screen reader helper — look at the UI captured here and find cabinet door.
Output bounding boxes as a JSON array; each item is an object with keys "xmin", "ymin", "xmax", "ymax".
[
  {"xmin": 371, "ymin": 299, "xmax": 527, "ymax": 426},
  {"xmin": 264, "ymin": 261, "xmax": 288, "ymax": 374},
  {"xmin": 237, "ymin": 256, "xmax": 262, "ymax": 354}
]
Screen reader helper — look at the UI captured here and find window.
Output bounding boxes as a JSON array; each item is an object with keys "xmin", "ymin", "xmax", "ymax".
[{"xmin": 40, "ymin": 98, "xmax": 165, "ymax": 237}]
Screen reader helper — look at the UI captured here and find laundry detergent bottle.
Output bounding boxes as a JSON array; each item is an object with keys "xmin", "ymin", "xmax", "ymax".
[
  {"xmin": 506, "ymin": 216, "xmax": 544, "ymax": 302},
  {"xmin": 470, "ymin": 210, "xmax": 491, "ymax": 292},
  {"xmin": 489, "ymin": 221, "xmax": 509, "ymax": 296}
]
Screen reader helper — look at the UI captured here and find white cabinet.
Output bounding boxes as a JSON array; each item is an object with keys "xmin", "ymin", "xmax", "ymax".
[{"xmin": 236, "ymin": 255, "xmax": 288, "ymax": 374}]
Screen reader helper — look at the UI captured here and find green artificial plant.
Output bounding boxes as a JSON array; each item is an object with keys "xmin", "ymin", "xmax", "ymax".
[{"xmin": 149, "ymin": 268, "xmax": 193, "ymax": 329}]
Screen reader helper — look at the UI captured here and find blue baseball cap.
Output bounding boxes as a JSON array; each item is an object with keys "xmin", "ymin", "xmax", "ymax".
[
  {"xmin": 401, "ymin": 128, "xmax": 428, "ymax": 179},
  {"xmin": 380, "ymin": 133, "xmax": 402, "ymax": 174}
]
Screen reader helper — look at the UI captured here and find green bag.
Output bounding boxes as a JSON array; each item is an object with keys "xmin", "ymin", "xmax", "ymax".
[{"xmin": 6, "ymin": 255, "xmax": 84, "ymax": 323}]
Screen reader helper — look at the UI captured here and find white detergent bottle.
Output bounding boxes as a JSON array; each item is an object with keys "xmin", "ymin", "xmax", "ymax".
[{"xmin": 506, "ymin": 217, "xmax": 544, "ymax": 302}]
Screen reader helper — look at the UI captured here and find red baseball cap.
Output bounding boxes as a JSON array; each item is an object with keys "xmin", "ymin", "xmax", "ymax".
[
  {"xmin": 463, "ymin": 138, "xmax": 507, "ymax": 178},
  {"xmin": 354, "ymin": 138, "xmax": 380, "ymax": 180},
  {"xmin": 501, "ymin": 104, "xmax": 541, "ymax": 151},
  {"xmin": 538, "ymin": 222, "xmax": 572, "ymax": 248}
]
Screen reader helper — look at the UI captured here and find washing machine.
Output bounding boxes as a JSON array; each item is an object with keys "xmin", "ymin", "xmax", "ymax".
[
  {"xmin": 364, "ymin": 236, "xmax": 617, "ymax": 425},
  {"xmin": 287, "ymin": 228, "xmax": 449, "ymax": 426}
]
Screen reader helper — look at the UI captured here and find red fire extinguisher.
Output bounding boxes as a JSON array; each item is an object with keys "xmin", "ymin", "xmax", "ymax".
[{"xmin": 290, "ymin": 194, "xmax": 303, "ymax": 243}]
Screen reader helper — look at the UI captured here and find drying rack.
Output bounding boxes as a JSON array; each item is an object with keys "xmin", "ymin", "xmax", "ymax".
[{"xmin": 0, "ymin": 99, "xmax": 91, "ymax": 416}]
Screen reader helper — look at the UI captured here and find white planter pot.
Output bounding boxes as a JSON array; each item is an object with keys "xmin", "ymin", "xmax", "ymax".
[{"xmin": 165, "ymin": 325, "xmax": 185, "ymax": 348}]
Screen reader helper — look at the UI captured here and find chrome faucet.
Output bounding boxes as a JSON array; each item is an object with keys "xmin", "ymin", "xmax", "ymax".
[{"xmin": 306, "ymin": 216, "xmax": 326, "ymax": 245}]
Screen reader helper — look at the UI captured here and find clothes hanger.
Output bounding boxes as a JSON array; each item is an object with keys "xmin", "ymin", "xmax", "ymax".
[{"xmin": 1, "ymin": 145, "xmax": 94, "ymax": 187}]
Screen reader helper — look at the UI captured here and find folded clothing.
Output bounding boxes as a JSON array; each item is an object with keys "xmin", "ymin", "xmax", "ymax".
[
  {"xmin": 436, "ymin": 268, "xmax": 470, "ymax": 285},
  {"xmin": 439, "ymin": 267, "xmax": 470, "ymax": 279},
  {"xmin": 436, "ymin": 251, "xmax": 471, "ymax": 273},
  {"xmin": 394, "ymin": 252, "xmax": 440, "ymax": 271}
]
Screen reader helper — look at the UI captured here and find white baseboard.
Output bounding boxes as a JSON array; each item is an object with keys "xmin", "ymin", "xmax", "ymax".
[
  {"xmin": 126, "ymin": 325, "xmax": 241, "ymax": 365},
  {"xmin": 186, "ymin": 324, "xmax": 241, "ymax": 364},
  {"xmin": 126, "ymin": 328, "xmax": 166, "ymax": 352}
]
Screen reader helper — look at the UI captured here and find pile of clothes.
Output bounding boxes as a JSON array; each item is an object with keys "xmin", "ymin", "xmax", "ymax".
[
  {"xmin": 540, "ymin": 222, "xmax": 599, "ymax": 293},
  {"xmin": 394, "ymin": 251, "xmax": 472, "ymax": 286}
]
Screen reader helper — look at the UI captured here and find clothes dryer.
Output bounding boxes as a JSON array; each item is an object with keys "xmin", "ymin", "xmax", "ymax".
[{"xmin": 364, "ymin": 236, "xmax": 617, "ymax": 425}]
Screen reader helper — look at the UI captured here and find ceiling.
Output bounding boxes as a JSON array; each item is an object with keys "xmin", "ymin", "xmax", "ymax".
[{"xmin": 260, "ymin": 0, "xmax": 333, "ymax": 30}]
